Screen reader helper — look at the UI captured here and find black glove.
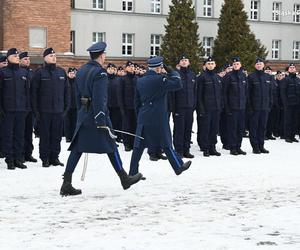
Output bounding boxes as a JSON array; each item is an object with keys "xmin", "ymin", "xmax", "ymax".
[{"xmin": 163, "ymin": 64, "xmax": 174, "ymax": 74}]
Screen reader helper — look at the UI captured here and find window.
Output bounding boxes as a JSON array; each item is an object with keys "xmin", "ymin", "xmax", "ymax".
[
  {"xmin": 151, "ymin": 0, "xmax": 161, "ymax": 14},
  {"xmin": 272, "ymin": 40, "xmax": 281, "ymax": 60},
  {"xmin": 93, "ymin": 0, "xmax": 104, "ymax": 9},
  {"xmin": 71, "ymin": 0, "xmax": 75, "ymax": 8},
  {"xmin": 29, "ymin": 27, "xmax": 47, "ymax": 48},
  {"xmin": 122, "ymin": 34, "xmax": 134, "ymax": 56},
  {"xmin": 250, "ymin": 1, "xmax": 259, "ymax": 20},
  {"xmin": 293, "ymin": 41, "xmax": 300, "ymax": 60},
  {"xmin": 293, "ymin": 4, "xmax": 300, "ymax": 23},
  {"xmin": 272, "ymin": 2, "xmax": 281, "ymax": 22},
  {"xmin": 70, "ymin": 31, "xmax": 75, "ymax": 54},
  {"xmin": 92, "ymin": 32, "xmax": 105, "ymax": 43},
  {"xmin": 203, "ymin": 37, "xmax": 214, "ymax": 58},
  {"xmin": 150, "ymin": 35, "xmax": 161, "ymax": 56},
  {"xmin": 203, "ymin": 0, "xmax": 212, "ymax": 17},
  {"xmin": 123, "ymin": 0, "xmax": 133, "ymax": 12}
]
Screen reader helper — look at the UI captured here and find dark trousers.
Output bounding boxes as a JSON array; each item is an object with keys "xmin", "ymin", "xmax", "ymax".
[
  {"xmin": 39, "ymin": 113, "xmax": 63, "ymax": 161},
  {"xmin": 147, "ymin": 147, "xmax": 163, "ymax": 157},
  {"xmin": 129, "ymin": 146, "xmax": 183, "ymax": 176},
  {"xmin": 199, "ymin": 110, "xmax": 220, "ymax": 151},
  {"xmin": 109, "ymin": 107, "xmax": 122, "ymax": 141},
  {"xmin": 173, "ymin": 108, "xmax": 194, "ymax": 154},
  {"xmin": 2, "ymin": 111, "xmax": 26, "ymax": 161},
  {"xmin": 284, "ymin": 105, "xmax": 300, "ymax": 139},
  {"xmin": 122, "ymin": 109, "xmax": 136, "ymax": 148},
  {"xmin": 219, "ymin": 111, "xmax": 228, "ymax": 147},
  {"xmin": 64, "ymin": 108, "xmax": 77, "ymax": 140},
  {"xmin": 65, "ymin": 149, "xmax": 123, "ymax": 173},
  {"xmin": 266, "ymin": 106, "xmax": 280, "ymax": 137},
  {"xmin": 227, "ymin": 110, "xmax": 245, "ymax": 150},
  {"xmin": 24, "ymin": 111, "xmax": 34, "ymax": 157},
  {"xmin": 249, "ymin": 110, "xmax": 269, "ymax": 149}
]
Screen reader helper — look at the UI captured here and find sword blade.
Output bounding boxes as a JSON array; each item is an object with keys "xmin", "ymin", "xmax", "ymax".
[{"xmin": 112, "ymin": 129, "xmax": 145, "ymax": 140}]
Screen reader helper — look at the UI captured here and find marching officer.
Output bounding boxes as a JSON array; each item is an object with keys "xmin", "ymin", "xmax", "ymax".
[
  {"xmin": 19, "ymin": 51, "xmax": 37, "ymax": 162},
  {"xmin": 173, "ymin": 55, "xmax": 196, "ymax": 158},
  {"xmin": 31, "ymin": 48, "xmax": 70, "ymax": 167},
  {"xmin": 64, "ymin": 67, "xmax": 78, "ymax": 143},
  {"xmin": 280, "ymin": 63, "xmax": 300, "ymax": 143},
  {"xmin": 222, "ymin": 57, "xmax": 248, "ymax": 155},
  {"xmin": 60, "ymin": 42, "xmax": 142, "ymax": 196},
  {"xmin": 247, "ymin": 58, "xmax": 273, "ymax": 153},
  {"xmin": 196, "ymin": 57, "xmax": 222, "ymax": 157},
  {"xmin": 129, "ymin": 56, "xmax": 191, "ymax": 177},
  {"xmin": 0, "ymin": 48, "xmax": 29, "ymax": 169}
]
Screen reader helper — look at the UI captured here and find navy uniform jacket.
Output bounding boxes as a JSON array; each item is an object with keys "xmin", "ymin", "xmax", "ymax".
[
  {"xmin": 196, "ymin": 70, "xmax": 222, "ymax": 114},
  {"xmin": 0, "ymin": 63, "xmax": 30, "ymax": 112},
  {"xmin": 31, "ymin": 63, "xmax": 70, "ymax": 114},
  {"xmin": 222, "ymin": 69, "xmax": 248, "ymax": 113},
  {"xmin": 117, "ymin": 73, "xmax": 137, "ymax": 110},
  {"xmin": 21, "ymin": 65, "xmax": 33, "ymax": 112},
  {"xmin": 107, "ymin": 74, "xmax": 120, "ymax": 108},
  {"xmin": 68, "ymin": 77, "xmax": 77, "ymax": 109},
  {"xmin": 174, "ymin": 68, "xmax": 196, "ymax": 111},
  {"xmin": 280, "ymin": 74, "xmax": 300, "ymax": 107},
  {"xmin": 134, "ymin": 70, "xmax": 182, "ymax": 148},
  {"xmin": 247, "ymin": 70, "xmax": 273, "ymax": 111},
  {"xmin": 69, "ymin": 60, "xmax": 116, "ymax": 154}
]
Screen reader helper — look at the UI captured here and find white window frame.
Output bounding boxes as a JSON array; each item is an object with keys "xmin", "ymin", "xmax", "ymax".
[
  {"xmin": 150, "ymin": 34, "xmax": 161, "ymax": 56},
  {"xmin": 272, "ymin": 2, "xmax": 281, "ymax": 22},
  {"xmin": 151, "ymin": 0, "xmax": 161, "ymax": 14},
  {"xmin": 293, "ymin": 41, "xmax": 300, "ymax": 60},
  {"xmin": 92, "ymin": 32, "xmax": 105, "ymax": 44},
  {"xmin": 122, "ymin": 33, "xmax": 134, "ymax": 56},
  {"xmin": 29, "ymin": 27, "xmax": 47, "ymax": 49},
  {"xmin": 203, "ymin": 0, "xmax": 213, "ymax": 17},
  {"xmin": 272, "ymin": 40, "xmax": 281, "ymax": 60},
  {"xmin": 293, "ymin": 4, "xmax": 300, "ymax": 23},
  {"xmin": 93, "ymin": 0, "xmax": 104, "ymax": 10},
  {"xmin": 202, "ymin": 37, "xmax": 214, "ymax": 58},
  {"xmin": 250, "ymin": 0, "xmax": 259, "ymax": 20},
  {"xmin": 123, "ymin": 0, "xmax": 133, "ymax": 12}
]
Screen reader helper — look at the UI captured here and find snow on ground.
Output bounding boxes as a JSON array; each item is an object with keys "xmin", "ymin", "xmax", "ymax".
[{"xmin": 1, "ymin": 132, "xmax": 300, "ymax": 250}]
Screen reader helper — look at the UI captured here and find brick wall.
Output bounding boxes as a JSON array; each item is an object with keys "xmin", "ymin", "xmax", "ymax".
[{"xmin": 0, "ymin": 0, "xmax": 3, "ymax": 50}]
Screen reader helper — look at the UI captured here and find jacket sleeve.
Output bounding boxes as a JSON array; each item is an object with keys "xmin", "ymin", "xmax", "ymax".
[
  {"xmin": 134, "ymin": 87, "xmax": 141, "ymax": 116},
  {"xmin": 196, "ymin": 75, "xmax": 205, "ymax": 114},
  {"xmin": 164, "ymin": 71, "xmax": 182, "ymax": 92},
  {"xmin": 247, "ymin": 75, "xmax": 253, "ymax": 112},
  {"xmin": 30, "ymin": 69, "xmax": 41, "ymax": 115},
  {"xmin": 280, "ymin": 78, "xmax": 287, "ymax": 107},
  {"xmin": 64, "ymin": 71, "xmax": 71, "ymax": 113}
]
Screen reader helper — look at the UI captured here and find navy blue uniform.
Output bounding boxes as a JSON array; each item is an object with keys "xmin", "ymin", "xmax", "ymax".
[
  {"xmin": 247, "ymin": 70, "xmax": 273, "ymax": 151},
  {"xmin": 280, "ymin": 73, "xmax": 300, "ymax": 141},
  {"xmin": 31, "ymin": 63, "xmax": 70, "ymax": 163},
  {"xmin": 222, "ymin": 69, "xmax": 248, "ymax": 151},
  {"xmin": 129, "ymin": 70, "xmax": 186, "ymax": 175},
  {"xmin": 0, "ymin": 63, "xmax": 29, "ymax": 164},
  {"xmin": 196, "ymin": 70, "xmax": 222, "ymax": 152},
  {"xmin": 173, "ymin": 67, "xmax": 196, "ymax": 155}
]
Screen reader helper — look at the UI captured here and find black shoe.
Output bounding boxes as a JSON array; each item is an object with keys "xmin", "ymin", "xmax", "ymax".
[
  {"xmin": 118, "ymin": 170, "xmax": 143, "ymax": 190},
  {"xmin": 253, "ymin": 148, "xmax": 261, "ymax": 154},
  {"xmin": 237, "ymin": 148, "xmax": 247, "ymax": 155},
  {"xmin": 230, "ymin": 149, "xmax": 239, "ymax": 156},
  {"xmin": 42, "ymin": 160, "xmax": 50, "ymax": 168},
  {"xmin": 6, "ymin": 161, "xmax": 15, "ymax": 170},
  {"xmin": 203, "ymin": 150, "xmax": 210, "ymax": 157},
  {"xmin": 268, "ymin": 136, "xmax": 276, "ymax": 140},
  {"xmin": 124, "ymin": 146, "xmax": 132, "ymax": 152},
  {"xmin": 149, "ymin": 155, "xmax": 159, "ymax": 161},
  {"xmin": 175, "ymin": 161, "xmax": 192, "ymax": 176},
  {"xmin": 25, "ymin": 155, "xmax": 38, "ymax": 162},
  {"xmin": 157, "ymin": 153, "xmax": 168, "ymax": 160},
  {"xmin": 50, "ymin": 159, "xmax": 64, "ymax": 166},
  {"xmin": 20, "ymin": 156, "xmax": 25, "ymax": 163},
  {"xmin": 292, "ymin": 138, "xmax": 299, "ymax": 142},
  {"xmin": 285, "ymin": 138, "xmax": 293, "ymax": 143},
  {"xmin": 209, "ymin": 149, "xmax": 221, "ymax": 156},
  {"xmin": 260, "ymin": 148, "xmax": 269, "ymax": 154},
  {"xmin": 0, "ymin": 152, "xmax": 5, "ymax": 158},
  {"xmin": 60, "ymin": 172, "xmax": 82, "ymax": 196},
  {"xmin": 183, "ymin": 152, "xmax": 194, "ymax": 158},
  {"xmin": 14, "ymin": 160, "xmax": 27, "ymax": 169}
]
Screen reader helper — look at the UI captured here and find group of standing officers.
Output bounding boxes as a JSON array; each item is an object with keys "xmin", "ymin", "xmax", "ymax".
[{"xmin": 0, "ymin": 47, "xmax": 299, "ymax": 171}]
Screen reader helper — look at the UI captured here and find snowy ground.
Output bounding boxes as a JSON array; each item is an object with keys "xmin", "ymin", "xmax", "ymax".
[{"xmin": 1, "ymin": 131, "xmax": 300, "ymax": 250}]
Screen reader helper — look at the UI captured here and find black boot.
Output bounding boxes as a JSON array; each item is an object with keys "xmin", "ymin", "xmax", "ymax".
[
  {"xmin": 50, "ymin": 158, "xmax": 64, "ymax": 166},
  {"xmin": 230, "ymin": 149, "xmax": 239, "ymax": 156},
  {"xmin": 6, "ymin": 160, "xmax": 15, "ymax": 170},
  {"xmin": 260, "ymin": 147, "xmax": 269, "ymax": 154},
  {"xmin": 237, "ymin": 148, "xmax": 247, "ymax": 155},
  {"xmin": 42, "ymin": 159, "xmax": 50, "ymax": 168},
  {"xmin": 183, "ymin": 151, "xmax": 194, "ymax": 158},
  {"xmin": 203, "ymin": 150, "xmax": 210, "ymax": 157},
  {"xmin": 253, "ymin": 148, "xmax": 261, "ymax": 154},
  {"xmin": 14, "ymin": 160, "xmax": 27, "ymax": 169},
  {"xmin": 175, "ymin": 161, "xmax": 192, "ymax": 176},
  {"xmin": 209, "ymin": 149, "xmax": 221, "ymax": 156},
  {"xmin": 149, "ymin": 155, "xmax": 159, "ymax": 161},
  {"xmin": 118, "ymin": 170, "xmax": 143, "ymax": 190},
  {"xmin": 157, "ymin": 153, "xmax": 167, "ymax": 160},
  {"xmin": 25, "ymin": 155, "xmax": 38, "ymax": 162},
  {"xmin": 60, "ymin": 172, "xmax": 82, "ymax": 196}
]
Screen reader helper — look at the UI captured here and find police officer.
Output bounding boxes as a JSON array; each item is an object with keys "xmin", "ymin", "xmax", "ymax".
[
  {"xmin": 0, "ymin": 55, "xmax": 8, "ymax": 68},
  {"xmin": 60, "ymin": 42, "xmax": 142, "ymax": 196},
  {"xmin": 19, "ymin": 51, "xmax": 37, "ymax": 163},
  {"xmin": 173, "ymin": 55, "xmax": 196, "ymax": 158},
  {"xmin": 280, "ymin": 63, "xmax": 300, "ymax": 143},
  {"xmin": 31, "ymin": 48, "xmax": 70, "ymax": 167},
  {"xmin": 0, "ymin": 48, "xmax": 29, "ymax": 169},
  {"xmin": 129, "ymin": 56, "xmax": 191, "ymax": 177},
  {"xmin": 247, "ymin": 58, "xmax": 272, "ymax": 153},
  {"xmin": 117, "ymin": 61, "xmax": 137, "ymax": 151},
  {"xmin": 0, "ymin": 55, "xmax": 7, "ymax": 158},
  {"xmin": 64, "ymin": 67, "xmax": 77, "ymax": 143},
  {"xmin": 222, "ymin": 57, "xmax": 248, "ymax": 155},
  {"xmin": 117, "ymin": 66, "xmax": 126, "ymax": 77},
  {"xmin": 276, "ymin": 71, "xmax": 285, "ymax": 138},
  {"xmin": 196, "ymin": 57, "xmax": 222, "ymax": 157}
]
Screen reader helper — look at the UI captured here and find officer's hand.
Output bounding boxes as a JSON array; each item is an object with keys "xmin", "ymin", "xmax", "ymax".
[{"xmin": 163, "ymin": 64, "xmax": 174, "ymax": 74}]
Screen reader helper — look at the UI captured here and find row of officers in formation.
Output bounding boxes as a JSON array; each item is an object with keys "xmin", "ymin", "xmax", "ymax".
[{"xmin": 0, "ymin": 47, "xmax": 300, "ymax": 171}]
